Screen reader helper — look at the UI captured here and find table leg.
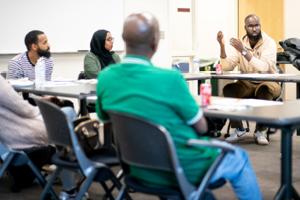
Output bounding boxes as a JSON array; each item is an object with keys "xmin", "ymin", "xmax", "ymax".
[
  {"xmin": 103, "ymin": 124, "xmax": 112, "ymax": 148},
  {"xmin": 297, "ymin": 83, "xmax": 300, "ymax": 136},
  {"xmin": 79, "ymin": 95, "xmax": 87, "ymax": 116},
  {"xmin": 274, "ymin": 127, "xmax": 300, "ymax": 200}
]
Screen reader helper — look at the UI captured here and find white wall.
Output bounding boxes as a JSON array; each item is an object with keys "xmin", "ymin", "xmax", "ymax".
[
  {"xmin": 195, "ymin": 0, "xmax": 237, "ymax": 57},
  {"xmin": 123, "ymin": 0, "xmax": 170, "ymax": 68},
  {"xmin": 169, "ymin": 0, "xmax": 193, "ymax": 52},
  {"xmin": 195, "ymin": 0, "xmax": 238, "ymax": 95},
  {"xmin": 0, "ymin": 0, "xmax": 170, "ymax": 78},
  {"xmin": 284, "ymin": 0, "xmax": 300, "ymax": 101},
  {"xmin": 0, "ymin": 0, "xmax": 236, "ymax": 81}
]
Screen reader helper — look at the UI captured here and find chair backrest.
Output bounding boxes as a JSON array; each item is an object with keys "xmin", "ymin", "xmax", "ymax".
[
  {"xmin": 0, "ymin": 71, "xmax": 7, "ymax": 79},
  {"xmin": 107, "ymin": 110, "xmax": 196, "ymax": 199},
  {"xmin": 78, "ymin": 71, "xmax": 85, "ymax": 80},
  {"xmin": 35, "ymin": 100, "xmax": 74, "ymax": 148},
  {"xmin": 35, "ymin": 99, "xmax": 93, "ymax": 176},
  {"xmin": 0, "ymin": 141, "xmax": 10, "ymax": 161}
]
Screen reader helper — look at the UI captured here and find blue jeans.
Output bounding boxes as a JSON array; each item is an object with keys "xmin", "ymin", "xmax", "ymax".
[{"xmin": 210, "ymin": 144, "xmax": 263, "ymax": 200}]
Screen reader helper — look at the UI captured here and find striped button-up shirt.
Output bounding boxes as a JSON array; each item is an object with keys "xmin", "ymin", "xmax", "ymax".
[{"xmin": 7, "ymin": 52, "xmax": 53, "ymax": 81}]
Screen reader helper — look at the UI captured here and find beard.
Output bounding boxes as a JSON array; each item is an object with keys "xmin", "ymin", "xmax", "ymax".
[
  {"xmin": 247, "ymin": 30, "xmax": 262, "ymax": 42},
  {"xmin": 37, "ymin": 47, "xmax": 51, "ymax": 58}
]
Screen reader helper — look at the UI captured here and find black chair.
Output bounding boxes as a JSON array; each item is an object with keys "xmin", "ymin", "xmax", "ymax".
[
  {"xmin": 225, "ymin": 65, "xmax": 285, "ymax": 140},
  {"xmin": 78, "ymin": 71, "xmax": 85, "ymax": 80},
  {"xmin": 0, "ymin": 141, "xmax": 57, "ymax": 198},
  {"xmin": 77, "ymin": 71, "xmax": 96, "ymax": 114},
  {"xmin": 0, "ymin": 71, "xmax": 7, "ymax": 79},
  {"xmin": 35, "ymin": 99, "xmax": 128, "ymax": 200},
  {"xmin": 107, "ymin": 110, "xmax": 234, "ymax": 200}
]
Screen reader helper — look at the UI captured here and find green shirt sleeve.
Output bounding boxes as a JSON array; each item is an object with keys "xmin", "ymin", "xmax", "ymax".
[
  {"xmin": 96, "ymin": 78, "xmax": 109, "ymax": 122},
  {"xmin": 169, "ymin": 72, "xmax": 203, "ymax": 125},
  {"xmin": 84, "ymin": 52, "xmax": 102, "ymax": 79}
]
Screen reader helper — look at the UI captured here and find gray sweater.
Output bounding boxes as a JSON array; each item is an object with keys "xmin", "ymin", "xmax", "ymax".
[{"xmin": 0, "ymin": 76, "xmax": 49, "ymax": 149}]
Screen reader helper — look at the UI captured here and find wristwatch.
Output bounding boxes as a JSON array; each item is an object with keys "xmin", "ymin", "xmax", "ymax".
[{"xmin": 242, "ymin": 50, "xmax": 247, "ymax": 56}]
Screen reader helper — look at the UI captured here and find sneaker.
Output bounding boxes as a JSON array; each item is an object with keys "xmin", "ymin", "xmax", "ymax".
[
  {"xmin": 42, "ymin": 164, "xmax": 57, "ymax": 172},
  {"xmin": 225, "ymin": 128, "xmax": 247, "ymax": 143},
  {"xmin": 59, "ymin": 190, "xmax": 89, "ymax": 200},
  {"xmin": 253, "ymin": 131, "xmax": 269, "ymax": 145}
]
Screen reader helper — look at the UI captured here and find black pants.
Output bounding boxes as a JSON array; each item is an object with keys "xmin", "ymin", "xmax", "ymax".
[{"xmin": 7, "ymin": 145, "xmax": 56, "ymax": 188}]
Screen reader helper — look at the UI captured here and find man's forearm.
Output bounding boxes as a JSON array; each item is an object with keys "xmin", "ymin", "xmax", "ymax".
[{"xmin": 220, "ymin": 45, "xmax": 227, "ymax": 59}]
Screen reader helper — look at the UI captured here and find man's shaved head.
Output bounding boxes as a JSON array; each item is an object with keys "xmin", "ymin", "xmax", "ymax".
[
  {"xmin": 244, "ymin": 14, "xmax": 260, "ymax": 24},
  {"xmin": 123, "ymin": 12, "xmax": 160, "ymax": 59}
]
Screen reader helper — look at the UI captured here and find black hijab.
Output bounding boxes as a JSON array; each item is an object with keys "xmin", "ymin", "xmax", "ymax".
[{"xmin": 90, "ymin": 29, "xmax": 115, "ymax": 69}]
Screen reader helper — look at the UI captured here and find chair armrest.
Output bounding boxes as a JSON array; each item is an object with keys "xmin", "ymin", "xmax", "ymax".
[{"xmin": 187, "ymin": 139, "xmax": 235, "ymax": 154}]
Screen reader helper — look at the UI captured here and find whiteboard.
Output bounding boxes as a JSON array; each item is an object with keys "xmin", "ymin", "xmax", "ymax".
[{"xmin": 0, "ymin": 0, "xmax": 124, "ymax": 54}]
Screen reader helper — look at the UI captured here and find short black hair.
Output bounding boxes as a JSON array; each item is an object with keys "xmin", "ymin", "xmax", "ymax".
[
  {"xmin": 24, "ymin": 30, "xmax": 44, "ymax": 50},
  {"xmin": 244, "ymin": 14, "xmax": 260, "ymax": 24}
]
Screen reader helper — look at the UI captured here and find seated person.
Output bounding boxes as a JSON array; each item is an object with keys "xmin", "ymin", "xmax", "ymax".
[
  {"xmin": 84, "ymin": 29, "xmax": 121, "ymax": 79},
  {"xmin": 7, "ymin": 30, "xmax": 72, "ymax": 107},
  {"xmin": 0, "ymin": 75, "xmax": 85, "ymax": 199},
  {"xmin": 96, "ymin": 12, "xmax": 262, "ymax": 200},
  {"xmin": 217, "ymin": 14, "xmax": 281, "ymax": 145}
]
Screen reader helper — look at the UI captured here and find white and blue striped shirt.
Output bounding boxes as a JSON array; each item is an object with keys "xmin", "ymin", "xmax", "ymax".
[{"xmin": 7, "ymin": 52, "xmax": 53, "ymax": 81}]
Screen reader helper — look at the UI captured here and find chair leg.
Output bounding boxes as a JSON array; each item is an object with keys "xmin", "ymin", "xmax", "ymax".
[
  {"xmin": 111, "ymin": 176, "xmax": 132, "ymax": 200},
  {"xmin": 115, "ymin": 185, "xmax": 127, "ymax": 200},
  {"xmin": 103, "ymin": 169, "xmax": 124, "ymax": 199},
  {"xmin": 5, "ymin": 168, "xmax": 20, "ymax": 193},
  {"xmin": 267, "ymin": 128, "xmax": 270, "ymax": 141},
  {"xmin": 39, "ymin": 167, "xmax": 61, "ymax": 200},
  {"xmin": 225, "ymin": 122, "xmax": 231, "ymax": 138},
  {"xmin": 76, "ymin": 169, "xmax": 98, "ymax": 200},
  {"xmin": 0, "ymin": 153, "xmax": 20, "ymax": 193},
  {"xmin": 75, "ymin": 175, "xmax": 86, "ymax": 192},
  {"xmin": 101, "ymin": 182, "xmax": 115, "ymax": 200},
  {"xmin": 0, "ymin": 153, "xmax": 14, "ymax": 178},
  {"xmin": 246, "ymin": 120, "xmax": 250, "ymax": 132}
]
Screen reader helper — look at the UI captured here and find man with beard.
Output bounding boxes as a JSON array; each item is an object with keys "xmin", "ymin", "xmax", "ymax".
[
  {"xmin": 7, "ymin": 30, "xmax": 71, "ymax": 106},
  {"xmin": 8, "ymin": 30, "xmax": 53, "ymax": 81},
  {"xmin": 217, "ymin": 14, "xmax": 281, "ymax": 145}
]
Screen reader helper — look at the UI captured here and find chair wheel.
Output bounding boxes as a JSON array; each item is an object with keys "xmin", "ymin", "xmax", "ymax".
[
  {"xmin": 246, "ymin": 128, "xmax": 250, "ymax": 132},
  {"xmin": 224, "ymin": 133, "xmax": 230, "ymax": 138}
]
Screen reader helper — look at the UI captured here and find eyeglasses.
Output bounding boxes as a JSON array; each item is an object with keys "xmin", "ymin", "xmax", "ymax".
[
  {"xmin": 247, "ymin": 24, "xmax": 261, "ymax": 30},
  {"xmin": 106, "ymin": 37, "xmax": 115, "ymax": 42}
]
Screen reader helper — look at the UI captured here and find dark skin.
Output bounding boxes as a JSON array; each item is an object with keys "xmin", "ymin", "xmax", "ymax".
[
  {"xmin": 28, "ymin": 34, "xmax": 50, "ymax": 66},
  {"xmin": 122, "ymin": 12, "xmax": 208, "ymax": 134},
  {"xmin": 217, "ymin": 16, "xmax": 261, "ymax": 62},
  {"xmin": 28, "ymin": 34, "xmax": 57, "ymax": 103}
]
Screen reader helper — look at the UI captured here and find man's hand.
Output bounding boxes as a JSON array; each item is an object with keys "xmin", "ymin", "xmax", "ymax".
[
  {"xmin": 217, "ymin": 31, "xmax": 227, "ymax": 59},
  {"xmin": 217, "ymin": 31, "xmax": 225, "ymax": 47},
  {"xmin": 230, "ymin": 38, "xmax": 245, "ymax": 53},
  {"xmin": 41, "ymin": 96, "xmax": 63, "ymax": 107}
]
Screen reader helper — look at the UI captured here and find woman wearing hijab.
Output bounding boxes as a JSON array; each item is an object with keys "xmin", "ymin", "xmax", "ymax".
[{"xmin": 84, "ymin": 29, "xmax": 121, "ymax": 79}]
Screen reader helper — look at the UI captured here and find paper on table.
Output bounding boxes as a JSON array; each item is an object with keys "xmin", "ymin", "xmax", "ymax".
[
  {"xmin": 220, "ymin": 73, "xmax": 297, "ymax": 77},
  {"xmin": 52, "ymin": 78, "xmax": 76, "ymax": 82},
  {"xmin": 211, "ymin": 98, "xmax": 283, "ymax": 107},
  {"xmin": 75, "ymin": 79, "xmax": 98, "ymax": 84},
  {"xmin": 43, "ymin": 81, "xmax": 78, "ymax": 87},
  {"xmin": 207, "ymin": 104, "xmax": 249, "ymax": 112},
  {"xmin": 7, "ymin": 78, "xmax": 34, "ymax": 87}
]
